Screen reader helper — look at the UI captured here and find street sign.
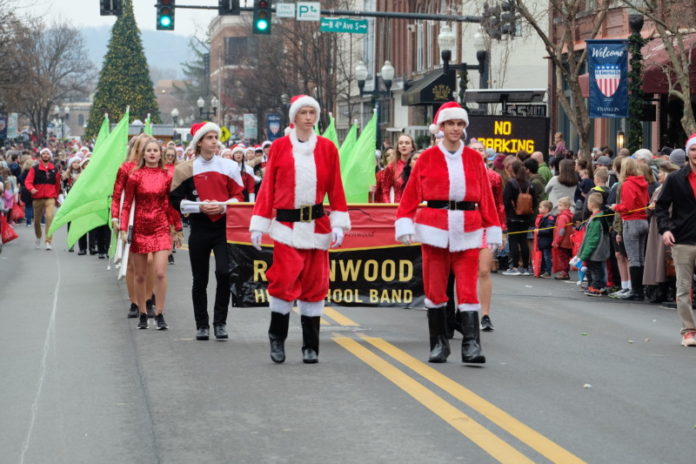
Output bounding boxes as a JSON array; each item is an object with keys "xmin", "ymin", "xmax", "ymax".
[
  {"xmin": 296, "ymin": 1, "xmax": 320, "ymax": 21},
  {"xmin": 276, "ymin": 2, "xmax": 295, "ymax": 18},
  {"xmin": 468, "ymin": 115, "xmax": 550, "ymax": 155},
  {"xmin": 320, "ymin": 17, "xmax": 368, "ymax": 34}
]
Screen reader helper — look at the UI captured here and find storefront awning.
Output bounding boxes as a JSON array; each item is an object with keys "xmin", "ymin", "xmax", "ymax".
[
  {"xmin": 579, "ymin": 33, "xmax": 696, "ymax": 97},
  {"xmin": 401, "ymin": 70, "xmax": 456, "ymax": 106}
]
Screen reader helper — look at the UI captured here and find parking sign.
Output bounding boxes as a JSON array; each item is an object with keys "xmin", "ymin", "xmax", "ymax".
[{"xmin": 296, "ymin": 1, "xmax": 320, "ymax": 21}]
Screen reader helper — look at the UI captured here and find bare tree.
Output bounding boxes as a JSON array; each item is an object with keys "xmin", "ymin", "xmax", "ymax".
[
  {"xmin": 622, "ymin": 0, "xmax": 696, "ymax": 136},
  {"xmin": 516, "ymin": 0, "xmax": 610, "ymax": 157}
]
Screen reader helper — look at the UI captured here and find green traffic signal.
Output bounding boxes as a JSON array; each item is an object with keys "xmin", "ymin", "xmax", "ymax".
[
  {"xmin": 252, "ymin": 0, "xmax": 271, "ymax": 34},
  {"xmin": 156, "ymin": 0, "xmax": 175, "ymax": 31}
]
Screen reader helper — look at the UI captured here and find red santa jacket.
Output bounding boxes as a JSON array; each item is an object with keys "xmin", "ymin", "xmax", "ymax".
[
  {"xmin": 249, "ymin": 130, "xmax": 350, "ymax": 250},
  {"xmin": 395, "ymin": 143, "xmax": 502, "ymax": 251}
]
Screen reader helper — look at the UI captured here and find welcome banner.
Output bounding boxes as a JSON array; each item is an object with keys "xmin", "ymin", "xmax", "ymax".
[
  {"xmin": 226, "ymin": 204, "xmax": 425, "ymax": 308},
  {"xmin": 587, "ymin": 39, "xmax": 628, "ymax": 118}
]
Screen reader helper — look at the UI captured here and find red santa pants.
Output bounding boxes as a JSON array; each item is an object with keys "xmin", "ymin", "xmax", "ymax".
[
  {"xmin": 267, "ymin": 242, "xmax": 330, "ymax": 303},
  {"xmin": 421, "ymin": 244, "xmax": 480, "ymax": 310}
]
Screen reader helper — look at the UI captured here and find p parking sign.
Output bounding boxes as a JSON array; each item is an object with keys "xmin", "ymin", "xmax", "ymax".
[{"xmin": 296, "ymin": 1, "xmax": 320, "ymax": 21}]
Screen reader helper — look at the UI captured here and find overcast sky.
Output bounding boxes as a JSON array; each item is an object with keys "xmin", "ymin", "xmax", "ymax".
[{"xmin": 20, "ymin": 0, "xmax": 225, "ymax": 38}]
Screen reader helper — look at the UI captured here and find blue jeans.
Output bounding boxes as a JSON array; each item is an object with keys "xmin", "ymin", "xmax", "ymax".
[
  {"xmin": 24, "ymin": 203, "xmax": 34, "ymax": 225},
  {"xmin": 540, "ymin": 248, "xmax": 552, "ymax": 274}
]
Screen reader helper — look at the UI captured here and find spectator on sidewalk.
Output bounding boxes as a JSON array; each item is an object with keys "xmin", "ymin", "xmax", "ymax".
[{"xmin": 578, "ymin": 193, "xmax": 611, "ymax": 296}]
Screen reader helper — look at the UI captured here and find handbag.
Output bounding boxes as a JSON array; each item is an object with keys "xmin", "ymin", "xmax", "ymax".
[
  {"xmin": 1, "ymin": 214, "xmax": 18, "ymax": 244},
  {"xmin": 589, "ymin": 229, "xmax": 611, "ymax": 262},
  {"xmin": 11, "ymin": 203, "xmax": 25, "ymax": 222}
]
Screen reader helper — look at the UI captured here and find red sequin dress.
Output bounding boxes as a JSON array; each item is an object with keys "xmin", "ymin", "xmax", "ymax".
[{"xmin": 120, "ymin": 167, "xmax": 182, "ymax": 254}]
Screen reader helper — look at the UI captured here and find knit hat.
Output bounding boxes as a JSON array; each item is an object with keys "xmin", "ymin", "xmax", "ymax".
[
  {"xmin": 594, "ymin": 155, "xmax": 612, "ymax": 166},
  {"xmin": 288, "ymin": 95, "xmax": 321, "ymax": 126},
  {"xmin": 187, "ymin": 121, "xmax": 221, "ymax": 153},
  {"xmin": 685, "ymin": 134, "xmax": 696, "ymax": 153},
  {"xmin": 669, "ymin": 148, "xmax": 686, "ymax": 167},
  {"xmin": 429, "ymin": 101, "xmax": 469, "ymax": 134}
]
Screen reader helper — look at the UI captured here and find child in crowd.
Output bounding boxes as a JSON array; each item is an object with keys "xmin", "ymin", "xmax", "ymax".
[
  {"xmin": 535, "ymin": 200, "xmax": 555, "ymax": 277},
  {"xmin": 552, "ymin": 196, "xmax": 573, "ymax": 280},
  {"xmin": 578, "ymin": 193, "xmax": 611, "ymax": 296}
]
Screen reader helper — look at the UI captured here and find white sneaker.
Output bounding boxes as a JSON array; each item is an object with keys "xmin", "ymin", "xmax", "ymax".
[
  {"xmin": 502, "ymin": 268, "xmax": 522, "ymax": 276},
  {"xmin": 45, "ymin": 242, "xmax": 52, "ymax": 251},
  {"xmin": 35, "ymin": 239, "xmax": 41, "ymax": 249}
]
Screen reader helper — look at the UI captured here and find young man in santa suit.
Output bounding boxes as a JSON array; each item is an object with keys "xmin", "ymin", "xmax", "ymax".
[
  {"xmin": 249, "ymin": 95, "xmax": 350, "ymax": 364},
  {"xmin": 170, "ymin": 122, "xmax": 245, "ymax": 341},
  {"xmin": 395, "ymin": 101, "xmax": 502, "ymax": 364}
]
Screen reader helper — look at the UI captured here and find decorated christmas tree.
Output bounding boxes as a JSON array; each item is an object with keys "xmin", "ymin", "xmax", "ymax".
[{"xmin": 85, "ymin": 0, "xmax": 159, "ymax": 137}]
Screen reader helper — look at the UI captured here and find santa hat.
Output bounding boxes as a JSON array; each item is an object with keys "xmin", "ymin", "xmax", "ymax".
[
  {"xmin": 285, "ymin": 95, "xmax": 321, "ymax": 135},
  {"xmin": 187, "ymin": 121, "xmax": 221, "ymax": 153},
  {"xmin": 39, "ymin": 148, "xmax": 53, "ymax": 157},
  {"xmin": 231, "ymin": 145, "xmax": 245, "ymax": 155},
  {"xmin": 685, "ymin": 134, "xmax": 696, "ymax": 152},
  {"xmin": 429, "ymin": 101, "xmax": 469, "ymax": 134},
  {"xmin": 67, "ymin": 156, "xmax": 81, "ymax": 167},
  {"xmin": 262, "ymin": 140, "xmax": 272, "ymax": 148}
]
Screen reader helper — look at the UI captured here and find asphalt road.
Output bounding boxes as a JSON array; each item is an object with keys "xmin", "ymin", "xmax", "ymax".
[{"xmin": 2, "ymin": 224, "xmax": 696, "ymax": 464}]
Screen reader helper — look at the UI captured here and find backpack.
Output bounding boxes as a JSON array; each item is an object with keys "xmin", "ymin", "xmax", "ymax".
[{"xmin": 513, "ymin": 182, "xmax": 534, "ymax": 216}]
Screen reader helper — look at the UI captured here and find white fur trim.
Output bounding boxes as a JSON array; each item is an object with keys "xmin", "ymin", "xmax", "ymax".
[
  {"xmin": 269, "ymin": 296, "xmax": 293, "ymax": 315},
  {"xmin": 485, "ymin": 226, "xmax": 503, "ymax": 246},
  {"xmin": 424, "ymin": 298, "xmax": 447, "ymax": 308},
  {"xmin": 187, "ymin": 122, "xmax": 221, "ymax": 153},
  {"xmin": 298, "ymin": 300, "xmax": 324, "ymax": 317},
  {"xmin": 330, "ymin": 210, "xmax": 351, "ymax": 231},
  {"xmin": 415, "ymin": 223, "xmax": 484, "ymax": 251},
  {"xmin": 39, "ymin": 148, "xmax": 53, "ymax": 157},
  {"xmin": 289, "ymin": 96, "xmax": 321, "ymax": 126},
  {"xmin": 457, "ymin": 303, "xmax": 481, "ymax": 312},
  {"xmin": 395, "ymin": 217, "xmax": 416, "ymax": 241},
  {"xmin": 249, "ymin": 193, "xmax": 256, "ymax": 202},
  {"xmin": 429, "ymin": 123, "xmax": 439, "ymax": 135},
  {"xmin": 269, "ymin": 221, "xmax": 332, "ymax": 250},
  {"xmin": 686, "ymin": 135, "xmax": 696, "ymax": 152},
  {"xmin": 440, "ymin": 142, "xmax": 467, "ymax": 252},
  {"xmin": 435, "ymin": 107, "xmax": 469, "ymax": 129},
  {"xmin": 249, "ymin": 215, "xmax": 272, "ymax": 233}
]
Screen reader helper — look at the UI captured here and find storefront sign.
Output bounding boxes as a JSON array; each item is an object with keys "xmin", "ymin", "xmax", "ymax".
[
  {"xmin": 468, "ymin": 115, "xmax": 550, "ymax": 155},
  {"xmin": 587, "ymin": 39, "xmax": 628, "ymax": 118}
]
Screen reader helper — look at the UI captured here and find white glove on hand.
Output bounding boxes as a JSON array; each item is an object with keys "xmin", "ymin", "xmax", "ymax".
[
  {"xmin": 250, "ymin": 231, "xmax": 263, "ymax": 251},
  {"xmin": 398, "ymin": 234, "xmax": 415, "ymax": 245},
  {"xmin": 488, "ymin": 242, "xmax": 499, "ymax": 251},
  {"xmin": 331, "ymin": 227, "xmax": 344, "ymax": 248},
  {"xmin": 111, "ymin": 218, "xmax": 119, "ymax": 230}
]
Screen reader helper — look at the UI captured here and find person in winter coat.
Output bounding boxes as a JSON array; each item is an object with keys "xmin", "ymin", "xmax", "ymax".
[
  {"xmin": 578, "ymin": 193, "xmax": 610, "ymax": 296},
  {"xmin": 379, "ymin": 134, "xmax": 416, "ymax": 203},
  {"xmin": 502, "ymin": 158, "xmax": 537, "ymax": 275},
  {"xmin": 24, "ymin": 148, "xmax": 61, "ymax": 250},
  {"xmin": 552, "ymin": 196, "xmax": 574, "ymax": 279},
  {"xmin": 535, "ymin": 200, "xmax": 555, "ymax": 277}
]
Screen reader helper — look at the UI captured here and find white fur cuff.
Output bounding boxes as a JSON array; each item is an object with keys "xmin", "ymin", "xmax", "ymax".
[
  {"xmin": 330, "ymin": 210, "xmax": 351, "ymax": 231},
  {"xmin": 269, "ymin": 296, "xmax": 293, "ymax": 315},
  {"xmin": 298, "ymin": 300, "xmax": 324, "ymax": 317},
  {"xmin": 486, "ymin": 226, "xmax": 503, "ymax": 245},
  {"xmin": 457, "ymin": 303, "xmax": 481, "ymax": 312},
  {"xmin": 395, "ymin": 217, "xmax": 416, "ymax": 241},
  {"xmin": 249, "ymin": 215, "xmax": 272, "ymax": 233},
  {"xmin": 424, "ymin": 298, "xmax": 447, "ymax": 308}
]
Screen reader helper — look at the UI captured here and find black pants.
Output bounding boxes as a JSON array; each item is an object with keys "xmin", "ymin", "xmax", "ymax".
[
  {"xmin": 587, "ymin": 260, "xmax": 606, "ymax": 289},
  {"xmin": 67, "ymin": 222, "xmax": 88, "ymax": 252},
  {"xmin": 89, "ymin": 225, "xmax": 111, "ymax": 254},
  {"xmin": 507, "ymin": 221, "xmax": 530, "ymax": 269},
  {"xmin": 188, "ymin": 225, "xmax": 230, "ymax": 329}
]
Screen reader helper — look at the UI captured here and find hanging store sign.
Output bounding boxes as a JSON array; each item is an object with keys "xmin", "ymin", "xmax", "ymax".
[{"xmin": 586, "ymin": 39, "xmax": 629, "ymax": 118}]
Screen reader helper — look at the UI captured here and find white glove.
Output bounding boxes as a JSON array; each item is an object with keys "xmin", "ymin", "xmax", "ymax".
[
  {"xmin": 487, "ymin": 242, "xmax": 499, "ymax": 251},
  {"xmin": 398, "ymin": 234, "xmax": 415, "ymax": 245},
  {"xmin": 331, "ymin": 227, "xmax": 344, "ymax": 248},
  {"xmin": 111, "ymin": 218, "xmax": 119, "ymax": 229},
  {"xmin": 250, "ymin": 231, "xmax": 263, "ymax": 251}
]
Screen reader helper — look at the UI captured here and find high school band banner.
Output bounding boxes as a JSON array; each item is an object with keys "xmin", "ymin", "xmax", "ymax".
[
  {"xmin": 226, "ymin": 204, "xmax": 425, "ymax": 308},
  {"xmin": 586, "ymin": 39, "xmax": 628, "ymax": 118}
]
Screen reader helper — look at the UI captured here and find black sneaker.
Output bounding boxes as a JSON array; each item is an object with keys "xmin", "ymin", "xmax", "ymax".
[
  {"xmin": 196, "ymin": 327, "xmax": 209, "ymax": 340},
  {"xmin": 480, "ymin": 315, "xmax": 495, "ymax": 332},
  {"xmin": 127, "ymin": 303, "xmax": 139, "ymax": 318},
  {"xmin": 214, "ymin": 324, "xmax": 228, "ymax": 339},
  {"xmin": 155, "ymin": 314, "xmax": 168, "ymax": 330},
  {"xmin": 146, "ymin": 299, "xmax": 155, "ymax": 318},
  {"xmin": 168, "ymin": 254, "xmax": 174, "ymax": 265},
  {"xmin": 137, "ymin": 313, "xmax": 148, "ymax": 329},
  {"xmin": 98, "ymin": 253, "xmax": 106, "ymax": 259}
]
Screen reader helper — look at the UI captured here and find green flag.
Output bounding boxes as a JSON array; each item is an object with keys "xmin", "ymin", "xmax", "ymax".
[
  {"xmin": 144, "ymin": 113, "xmax": 152, "ymax": 135},
  {"xmin": 341, "ymin": 112, "xmax": 376, "ymax": 203},
  {"xmin": 93, "ymin": 115, "xmax": 110, "ymax": 152},
  {"xmin": 49, "ymin": 111, "xmax": 130, "ymax": 246},
  {"xmin": 339, "ymin": 123, "xmax": 358, "ymax": 174},
  {"xmin": 322, "ymin": 114, "xmax": 339, "ymax": 148}
]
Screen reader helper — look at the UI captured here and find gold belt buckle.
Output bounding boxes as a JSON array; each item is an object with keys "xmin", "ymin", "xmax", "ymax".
[{"xmin": 299, "ymin": 205, "xmax": 313, "ymax": 222}]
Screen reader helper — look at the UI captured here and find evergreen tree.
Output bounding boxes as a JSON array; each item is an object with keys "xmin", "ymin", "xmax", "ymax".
[{"xmin": 85, "ymin": 0, "xmax": 159, "ymax": 137}]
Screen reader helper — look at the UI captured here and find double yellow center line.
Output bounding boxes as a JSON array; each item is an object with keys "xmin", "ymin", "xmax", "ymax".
[{"xmin": 324, "ymin": 307, "xmax": 586, "ymax": 464}]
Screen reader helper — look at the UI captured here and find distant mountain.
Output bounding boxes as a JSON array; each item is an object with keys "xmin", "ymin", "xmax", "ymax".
[{"xmin": 81, "ymin": 26, "xmax": 193, "ymax": 79}]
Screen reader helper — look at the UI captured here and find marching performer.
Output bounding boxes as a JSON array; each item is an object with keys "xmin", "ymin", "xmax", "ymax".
[
  {"xmin": 170, "ymin": 122, "xmax": 245, "ymax": 340},
  {"xmin": 249, "ymin": 95, "xmax": 350, "ymax": 364},
  {"xmin": 395, "ymin": 102, "xmax": 502, "ymax": 364}
]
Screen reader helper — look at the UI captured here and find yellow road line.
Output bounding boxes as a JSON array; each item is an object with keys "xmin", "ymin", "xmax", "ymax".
[
  {"xmin": 334, "ymin": 336, "xmax": 536, "ymax": 464},
  {"xmin": 291, "ymin": 307, "xmax": 329, "ymax": 325},
  {"xmin": 362, "ymin": 336, "xmax": 586, "ymax": 464},
  {"xmin": 323, "ymin": 306, "xmax": 359, "ymax": 327}
]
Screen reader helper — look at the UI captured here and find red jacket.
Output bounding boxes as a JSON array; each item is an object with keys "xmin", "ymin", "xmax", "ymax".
[
  {"xmin": 552, "ymin": 208, "xmax": 573, "ymax": 249},
  {"xmin": 25, "ymin": 161, "xmax": 61, "ymax": 199},
  {"xmin": 614, "ymin": 175, "xmax": 649, "ymax": 221}
]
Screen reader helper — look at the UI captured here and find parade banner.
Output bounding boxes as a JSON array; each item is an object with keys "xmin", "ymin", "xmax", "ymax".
[
  {"xmin": 469, "ymin": 115, "xmax": 550, "ymax": 155},
  {"xmin": 586, "ymin": 39, "xmax": 628, "ymax": 118},
  {"xmin": 266, "ymin": 113, "xmax": 282, "ymax": 141},
  {"xmin": 226, "ymin": 204, "xmax": 425, "ymax": 308}
]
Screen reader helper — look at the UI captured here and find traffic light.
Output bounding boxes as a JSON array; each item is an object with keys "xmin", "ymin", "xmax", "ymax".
[
  {"xmin": 219, "ymin": 0, "xmax": 240, "ymax": 15},
  {"xmin": 156, "ymin": 0, "xmax": 175, "ymax": 31},
  {"xmin": 500, "ymin": 0, "xmax": 516, "ymax": 37},
  {"xmin": 252, "ymin": 0, "xmax": 272, "ymax": 35},
  {"xmin": 100, "ymin": 0, "xmax": 122, "ymax": 16},
  {"xmin": 481, "ymin": 3, "xmax": 502, "ymax": 41}
]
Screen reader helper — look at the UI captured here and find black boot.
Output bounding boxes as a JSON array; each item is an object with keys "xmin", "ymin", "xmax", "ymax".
[
  {"xmin": 300, "ymin": 315, "xmax": 320, "ymax": 364},
  {"xmin": 269, "ymin": 312, "xmax": 290, "ymax": 363},
  {"xmin": 624, "ymin": 266, "xmax": 645, "ymax": 301},
  {"xmin": 460, "ymin": 311, "xmax": 486, "ymax": 363},
  {"xmin": 427, "ymin": 308, "xmax": 450, "ymax": 363}
]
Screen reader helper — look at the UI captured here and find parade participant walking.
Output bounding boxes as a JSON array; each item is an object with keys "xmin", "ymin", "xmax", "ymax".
[
  {"xmin": 379, "ymin": 134, "xmax": 416, "ymax": 203},
  {"xmin": 395, "ymin": 102, "xmax": 502, "ymax": 364},
  {"xmin": 249, "ymin": 95, "xmax": 350, "ymax": 364},
  {"xmin": 655, "ymin": 134, "xmax": 696, "ymax": 346},
  {"xmin": 170, "ymin": 122, "xmax": 245, "ymax": 341},
  {"xmin": 120, "ymin": 137, "xmax": 182, "ymax": 330},
  {"xmin": 25, "ymin": 148, "xmax": 61, "ymax": 250}
]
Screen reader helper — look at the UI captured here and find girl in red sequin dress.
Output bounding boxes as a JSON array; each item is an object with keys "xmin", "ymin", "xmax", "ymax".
[{"xmin": 120, "ymin": 138, "xmax": 183, "ymax": 330}]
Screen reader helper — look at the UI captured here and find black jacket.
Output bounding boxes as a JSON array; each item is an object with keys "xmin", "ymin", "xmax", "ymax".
[
  {"xmin": 503, "ymin": 179, "xmax": 537, "ymax": 225},
  {"xmin": 655, "ymin": 166, "xmax": 696, "ymax": 245}
]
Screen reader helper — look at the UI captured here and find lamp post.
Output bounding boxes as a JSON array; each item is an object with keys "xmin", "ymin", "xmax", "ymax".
[
  {"xmin": 197, "ymin": 96, "xmax": 219, "ymax": 121},
  {"xmin": 170, "ymin": 108, "xmax": 179, "ymax": 126},
  {"xmin": 438, "ymin": 25, "xmax": 489, "ymax": 112},
  {"xmin": 355, "ymin": 59, "xmax": 394, "ymax": 151},
  {"xmin": 280, "ymin": 93, "xmax": 290, "ymax": 128},
  {"xmin": 53, "ymin": 104, "xmax": 70, "ymax": 139}
]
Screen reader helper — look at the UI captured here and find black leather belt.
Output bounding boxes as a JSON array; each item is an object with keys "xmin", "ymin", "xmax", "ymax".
[
  {"xmin": 426, "ymin": 200, "xmax": 479, "ymax": 211},
  {"xmin": 276, "ymin": 204, "xmax": 325, "ymax": 222}
]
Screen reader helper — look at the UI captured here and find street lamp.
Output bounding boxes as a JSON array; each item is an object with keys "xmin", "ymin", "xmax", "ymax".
[
  {"xmin": 438, "ymin": 24, "xmax": 456, "ymax": 73},
  {"xmin": 53, "ymin": 104, "xmax": 70, "ymax": 139},
  {"xmin": 281, "ymin": 93, "xmax": 290, "ymax": 128},
  {"xmin": 355, "ymin": 60, "xmax": 394, "ymax": 150},
  {"xmin": 197, "ymin": 96, "xmax": 218, "ymax": 120},
  {"xmin": 171, "ymin": 108, "xmax": 179, "ymax": 126}
]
